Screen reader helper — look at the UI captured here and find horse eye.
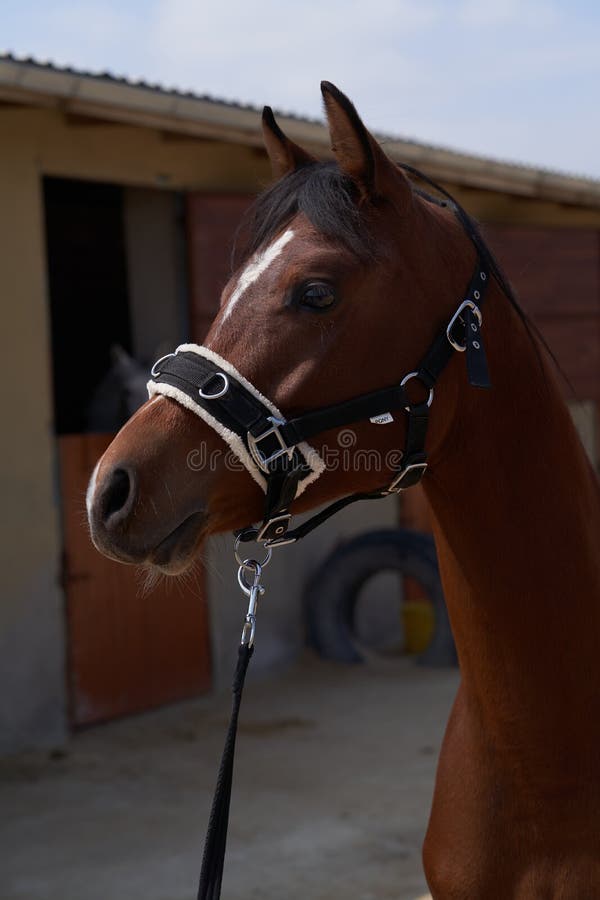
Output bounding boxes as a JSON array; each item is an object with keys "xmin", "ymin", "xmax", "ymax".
[{"xmin": 298, "ymin": 282, "xmax": 336, "ymax": 311}]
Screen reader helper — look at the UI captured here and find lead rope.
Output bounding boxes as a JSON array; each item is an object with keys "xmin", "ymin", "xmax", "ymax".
[{"xmin": 197, "ymin": 542, "xmax": 272, "ymax": 900}]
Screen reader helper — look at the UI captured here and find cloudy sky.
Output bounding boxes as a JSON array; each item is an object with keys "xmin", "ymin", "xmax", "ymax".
[{"xmin": 3, "ymin": 0, "xmax": 599, "ymax": 178}]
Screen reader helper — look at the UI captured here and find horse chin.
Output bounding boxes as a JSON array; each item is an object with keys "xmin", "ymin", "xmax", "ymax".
[{"xmin": 147, "ymin": 510, "xmax": 209, "ymax": 575}]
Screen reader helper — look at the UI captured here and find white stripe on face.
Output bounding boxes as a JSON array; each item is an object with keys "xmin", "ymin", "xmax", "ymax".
[{"xmin": 221, "ymin": 229, "xmax": 295, "ymax": 323}]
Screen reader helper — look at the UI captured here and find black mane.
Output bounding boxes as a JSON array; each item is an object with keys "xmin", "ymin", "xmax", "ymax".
[{"xmin": 397, "ymin": 162, "xmax": 565, "ymax": 387}]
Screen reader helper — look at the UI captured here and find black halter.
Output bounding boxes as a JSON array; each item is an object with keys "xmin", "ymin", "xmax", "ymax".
[{"xmin": 150, "ymin": 258, "xmax": 491, "ymax": 547}]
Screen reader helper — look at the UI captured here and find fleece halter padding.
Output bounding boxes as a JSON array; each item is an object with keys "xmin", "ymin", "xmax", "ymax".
[{"xmin": 147, "ymin": 343, "xmax": 326, "ymax": 497}]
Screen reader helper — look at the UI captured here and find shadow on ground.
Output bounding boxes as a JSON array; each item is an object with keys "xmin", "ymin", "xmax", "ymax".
[{"xmin": 0, "ymin": 653, "xmax": 458, "ymax": 899}]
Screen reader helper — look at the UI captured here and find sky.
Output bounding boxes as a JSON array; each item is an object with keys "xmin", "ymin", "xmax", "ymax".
[{"xmin": 3, "ymin": 0, "xmax": 599, "ymax": 178}]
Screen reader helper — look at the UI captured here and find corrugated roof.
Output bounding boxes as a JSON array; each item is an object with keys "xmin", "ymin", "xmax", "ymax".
[
  {"xmin": 1, "ymin": 52, "xmax": 284, "ymax": 112},
  {"xmin": 2, "ymin": 52, "xmax": 600, "ymax": 206}
]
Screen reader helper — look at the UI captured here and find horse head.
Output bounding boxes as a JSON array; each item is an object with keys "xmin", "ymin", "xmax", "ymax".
[{"xmin": 87, "ymin": 83, "xmax": 473, "ymax": 574}]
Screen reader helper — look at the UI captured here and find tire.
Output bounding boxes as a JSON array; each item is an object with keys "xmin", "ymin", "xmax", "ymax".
[{"xmin": 303, "ymin": 528, "xmax": 456, "ymax": 667}]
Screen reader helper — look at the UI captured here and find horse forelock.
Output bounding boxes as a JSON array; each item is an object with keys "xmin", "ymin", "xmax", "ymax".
[{"xmin": 233, "ymin": 161, "xmax": 376, "ymax": 271}]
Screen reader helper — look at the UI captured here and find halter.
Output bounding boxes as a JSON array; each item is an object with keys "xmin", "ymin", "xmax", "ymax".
[{"xmin": 148, "ymin": 258, "xmax": 491, "ymax": 548}]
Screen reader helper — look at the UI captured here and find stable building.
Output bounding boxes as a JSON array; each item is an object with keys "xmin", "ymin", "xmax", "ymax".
[{"xmin": 1, "ymin": 53, "xmax": 599, "ymax": 754}]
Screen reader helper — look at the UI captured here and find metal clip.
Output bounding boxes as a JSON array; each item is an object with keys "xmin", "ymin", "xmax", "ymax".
[{"xmin": 236, "ymin": 554, "xmax": 271, "ymax": 647}]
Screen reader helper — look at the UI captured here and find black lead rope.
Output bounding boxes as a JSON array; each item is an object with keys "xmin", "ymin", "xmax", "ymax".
[
  {"xmin": 197, "ymin": 644, "xmax": 253, "ymax": 900},
  {"xmin": 197, "ymin": 555, "xmax": 265, "ymax": 900}
]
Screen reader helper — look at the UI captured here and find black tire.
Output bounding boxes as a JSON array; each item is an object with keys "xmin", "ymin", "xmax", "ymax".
[{"xmin": 303, "ymin": 528, "xmax": 456, "ymax": 667}]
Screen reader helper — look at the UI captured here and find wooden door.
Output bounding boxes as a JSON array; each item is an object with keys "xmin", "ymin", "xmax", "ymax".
[{"xmin": 59, "ymin": 433, "xmax": 211, "ymax": 726}]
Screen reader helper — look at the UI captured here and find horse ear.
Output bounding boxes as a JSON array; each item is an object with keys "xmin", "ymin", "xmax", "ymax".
[
  {"xmin": 262, "ymin": 106, "xmax": 317, "ymax": 179},
  {"xmin": 321, "ymin": 81, "xmax": 409, "ymax": 201}
]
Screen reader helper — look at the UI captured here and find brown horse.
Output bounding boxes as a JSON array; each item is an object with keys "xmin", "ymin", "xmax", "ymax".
[{"xmin": 87, "ymin": 83, "xmax": 600, "ymax": 897}]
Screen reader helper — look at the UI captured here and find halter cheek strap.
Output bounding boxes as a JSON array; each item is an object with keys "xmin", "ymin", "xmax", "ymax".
[{"xmin": 149, "ymin": 260, "xmax": 491, "ymax": 547}]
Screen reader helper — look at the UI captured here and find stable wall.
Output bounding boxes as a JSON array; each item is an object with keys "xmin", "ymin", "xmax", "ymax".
[
  {"xmin": 0, "ymin": 124, "xmax": 64, "ymax": 754},
  {"xmin": 0, "ymin": 106, "xmax": 266, "ymax": 753}
]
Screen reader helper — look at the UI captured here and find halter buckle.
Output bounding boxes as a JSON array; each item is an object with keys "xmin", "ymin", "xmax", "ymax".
[
  {"xmin": 256, "ymin": 512, "xmax": 292, "ymax": 544},
  {"xmin": 247, "ymin": 417, "xmax": 294, "ymax": 474},
  {"xmin": 385, "ymin": 460, "xmax": 428, "ymax": 493},
  {"xmin": 447, "ymin": 301, "xmax": 482, "ymax": 352}
]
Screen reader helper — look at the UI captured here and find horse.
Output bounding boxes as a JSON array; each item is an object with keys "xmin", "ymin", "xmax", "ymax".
[
  {"xmin": 86, "ymin": 82, "xmax": 600, "ymax": 897},
  {"xmin": 85, "ymin": 344, "xmax": 149, "ymax": 432}
]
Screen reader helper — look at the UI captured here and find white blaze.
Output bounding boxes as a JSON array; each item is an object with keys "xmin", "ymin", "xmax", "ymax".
[{"xmin": 221, "ymin": 229, "xmax": 295, "ymax": 322}]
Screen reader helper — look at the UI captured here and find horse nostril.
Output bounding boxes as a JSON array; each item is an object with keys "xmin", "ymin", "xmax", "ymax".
[{"xmin": 100, "ymin": 467, "xmax": 136, "ymax": 526}]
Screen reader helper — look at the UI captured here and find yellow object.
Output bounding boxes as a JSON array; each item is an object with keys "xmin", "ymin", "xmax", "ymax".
[{"xmin": 403, "ymin": 601, "xmax": 435, "ymax": 654}]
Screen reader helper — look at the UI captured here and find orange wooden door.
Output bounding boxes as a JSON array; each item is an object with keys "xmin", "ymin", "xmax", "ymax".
[{"xmin": 59, "ymin": 433, "xmax": 211, "ymax": 726}]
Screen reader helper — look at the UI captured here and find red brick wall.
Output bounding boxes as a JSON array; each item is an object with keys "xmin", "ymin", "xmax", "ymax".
[
  {"xmin": 185, "ymin": 196, "xmax": 600, "ymax": 399},
  {"xmin": 186, "ymin": 193, "xmax": 255, "ymax": 342},
  {"xmin": 482, "ymin": 225, "xmax": 600, "ymax": 399}
]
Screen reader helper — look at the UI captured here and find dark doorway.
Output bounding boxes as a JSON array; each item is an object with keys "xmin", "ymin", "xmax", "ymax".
[
  {"xmin": 44, "ymin": 176, "xmax": 211, "ymax": 726},
  {"xmin": 44, "ymin": 177, "xmax": 132, "ymax": 435}
]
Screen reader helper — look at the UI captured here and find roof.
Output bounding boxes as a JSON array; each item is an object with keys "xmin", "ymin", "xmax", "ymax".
[{"xmin": 2, "ymin": 52, "xmax": 600, "ymax": 208}]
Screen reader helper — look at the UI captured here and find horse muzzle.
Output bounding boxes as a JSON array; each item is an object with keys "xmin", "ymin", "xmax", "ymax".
[{"xmin": 87, "ymin": 460, "xmax": 207, "ymax": 572}]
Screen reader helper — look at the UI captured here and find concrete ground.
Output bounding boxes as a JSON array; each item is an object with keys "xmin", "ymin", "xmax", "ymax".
[{"xmin": 0, "ymin": 654, "xmax": 459, "ymax": 900}]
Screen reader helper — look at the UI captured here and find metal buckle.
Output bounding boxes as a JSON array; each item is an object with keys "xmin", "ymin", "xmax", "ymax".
[
  {"xmin": 264, "ymin": 533, "xmax": 297, "ymax": 548},
  {"xmin": 247, "ymin": 417, "xmax": 294, "ymax": 474},
  {"xmin": 446, "ymin": 301, "xmax": 482, "ymax": 352},
  {"xmin": 386, "ymin": 461, "xmax": 428, "ymax": 493},
  {"xmin": 256, "ymin": 512, "xmax": 292, "ymax": 543}
]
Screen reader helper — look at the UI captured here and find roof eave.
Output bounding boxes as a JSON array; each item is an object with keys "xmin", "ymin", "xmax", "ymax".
[{"xmin": 2, "ymin": 56, "xmax": 600, "ymax": 208}]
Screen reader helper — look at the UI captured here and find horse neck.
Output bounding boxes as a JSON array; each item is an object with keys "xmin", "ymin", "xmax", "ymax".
[{"xmin": 424, "ymin": 279, "xmax": 600, "ymax": 738}]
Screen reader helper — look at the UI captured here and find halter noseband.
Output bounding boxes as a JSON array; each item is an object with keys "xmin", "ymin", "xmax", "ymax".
[{"xmin": 149, "ymin": 259, "xmax": 490, "ymax": 548}]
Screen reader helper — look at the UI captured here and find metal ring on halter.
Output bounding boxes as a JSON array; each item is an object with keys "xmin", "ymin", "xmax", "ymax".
[
  {"xmin": 234, "ymin": 534, "xmax": 272, "ymax": 569},
  {"xmin": 151, "ymin": 352, "xmax": 177, "ymax": 378},
  {"xmin": 199, "ymin": 372, "xmax": 229, "ymax": 400},
  {"xmin": 400, "ymin": 372, "xmax": 434, "ymax": 412}
]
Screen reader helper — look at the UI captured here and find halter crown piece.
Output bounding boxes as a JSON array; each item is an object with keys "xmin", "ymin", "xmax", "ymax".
[{"xmin": 148, "ymin": 259, "xmax": 491, "ymax": 548}]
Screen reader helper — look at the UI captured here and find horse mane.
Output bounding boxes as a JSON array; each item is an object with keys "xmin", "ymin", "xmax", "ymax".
[
  {"xmin": 398, "ymin": 165, "xmax": 531, "ymax": 332},
  {"xmin": 234, "ymin": 159, "xmax": 566, "ymax": 391}
]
